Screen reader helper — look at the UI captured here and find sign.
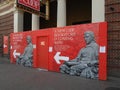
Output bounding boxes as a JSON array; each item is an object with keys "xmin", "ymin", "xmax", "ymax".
[
  {"xmin": 10, "ymin": 22, "xmax": 107, "ymax": 80},
  {"xmin": 13, "ymin": 50, "xmax": 20, "ymax": 58},
  {"xmin": 54, "ymin": 52, "xmax": 69, "ymax": 64},
  {"xmin": 18, "ymin": 0, "xmax": 40, "ymax": 11},
  {"xmin": 3, "ymin": 36, "xmax": 9, "ymax": 54}
]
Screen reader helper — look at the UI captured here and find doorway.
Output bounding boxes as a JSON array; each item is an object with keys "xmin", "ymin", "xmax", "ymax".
[
  {"xmin": 23, "ymin": 12, "xmax": 32, "ymax": 31},
  {"xmin": 37, "ymin": 36, "xmax": 49, "ymax": 69}
]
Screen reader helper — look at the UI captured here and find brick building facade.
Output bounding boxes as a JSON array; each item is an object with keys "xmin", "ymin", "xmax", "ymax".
[
  {"xmin": 105, "ymin": 0, "xmax": 120, "ymax": 76},
  {"xmin": 0, "ymin": 0, "xmax": 14, "ymax": 56}
]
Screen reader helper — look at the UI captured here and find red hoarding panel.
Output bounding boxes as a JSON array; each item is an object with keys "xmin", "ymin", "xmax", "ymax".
[
  {"xmin": 3, "ymin": 36, "xmax": 9, "ymax": 54},
  {"xmin": 10, "ymin": 22, "xmax": 107, "ymax": 80},
  {"xmin": 51, "ymin": 24, "xmax": 99, "ymax": 72},
  {"xmin": 10, "ymin": 31, "xmax": 33, "ymax": 63},
  {"xmin": 18, "ymin": 0, "xmax": 40, "ymax": 11},
  {"xmin": 99, "ymin": 22, "xmax": 107, "ymax": 80},
  {"xmin": 10, "ymin": 32, "xmax": 26, "ymax": 63}
]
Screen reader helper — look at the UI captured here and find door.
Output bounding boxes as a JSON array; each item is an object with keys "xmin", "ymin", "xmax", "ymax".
[{"xmin": 37, "ymin": 36, "xmax": 49, "ymax": 69}]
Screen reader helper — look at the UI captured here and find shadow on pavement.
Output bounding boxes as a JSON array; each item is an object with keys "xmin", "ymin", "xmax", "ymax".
[{"xmin": 0, "ymin": 56, "xmax": 10, "ymax": 64}]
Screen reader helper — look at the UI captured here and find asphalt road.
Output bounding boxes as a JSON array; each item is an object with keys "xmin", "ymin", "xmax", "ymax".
[{"xmin": 0, "ymin": 57, "xmax": 120, "ymax": 90}]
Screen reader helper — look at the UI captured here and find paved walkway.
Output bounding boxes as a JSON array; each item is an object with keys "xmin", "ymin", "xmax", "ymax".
[{"xmin": 0, "ymin": 56, "xmax": 120, "ymax": 90}]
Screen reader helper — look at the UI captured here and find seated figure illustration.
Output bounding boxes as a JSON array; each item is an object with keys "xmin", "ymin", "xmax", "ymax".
[
  {"xmin": 60, "ymin": 31, "xmax": 99, "ymax": 79},
  {"xmin": 16, "ymin": 35, "xmax": 33, "ymax": 67}
]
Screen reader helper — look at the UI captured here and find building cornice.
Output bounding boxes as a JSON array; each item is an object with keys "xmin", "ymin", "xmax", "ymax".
[
  {"xmin": 0, "ymin": 0, "xmax": 15, "ymax": 16},
  {"xmin": 0, "ymin": 0, "xmax": 15, "ymax": 8}
]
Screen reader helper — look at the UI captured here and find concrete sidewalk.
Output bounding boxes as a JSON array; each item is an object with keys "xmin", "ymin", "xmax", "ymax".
[{"xmin": 0, "ymin": 56, "xmax": 120, "ymax": 90}]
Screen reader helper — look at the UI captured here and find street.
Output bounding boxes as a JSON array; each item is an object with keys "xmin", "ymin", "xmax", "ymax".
[{"xmin": 0, "ymin": 57, "xmax": 120, "ymax": 90}]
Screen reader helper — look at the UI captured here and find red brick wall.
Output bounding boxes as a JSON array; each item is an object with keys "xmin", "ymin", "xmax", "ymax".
[
  {"xmin": 105, "ymin": 0, "xmax": 120, "ymax": 75},
  {"xmin": 106, "ymin": 0, "xmax": 120, "ymax": 5},
  {"xmin": 0, "ymin": 12, "xmax": 14, "ymax": 56}
]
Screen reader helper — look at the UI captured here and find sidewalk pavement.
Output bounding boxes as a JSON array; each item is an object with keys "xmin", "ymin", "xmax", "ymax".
[{"xmin": 0, "ymin": 56, "xmax": 120, "ymax": 90}]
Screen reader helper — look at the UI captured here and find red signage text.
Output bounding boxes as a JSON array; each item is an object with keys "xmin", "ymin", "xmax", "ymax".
[{"xmin": 18, "ymin": 0, "xmax": 40, "ymax": 11}]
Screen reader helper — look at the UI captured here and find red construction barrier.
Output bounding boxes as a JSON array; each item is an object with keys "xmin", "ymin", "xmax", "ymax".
[
  {"xmin": 10, "ymin": 22, "xmax": 107, "ymax": 80},
  {"xmin": 3, "ymin": 36, "xmax": 9, "ymax": 54}
]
